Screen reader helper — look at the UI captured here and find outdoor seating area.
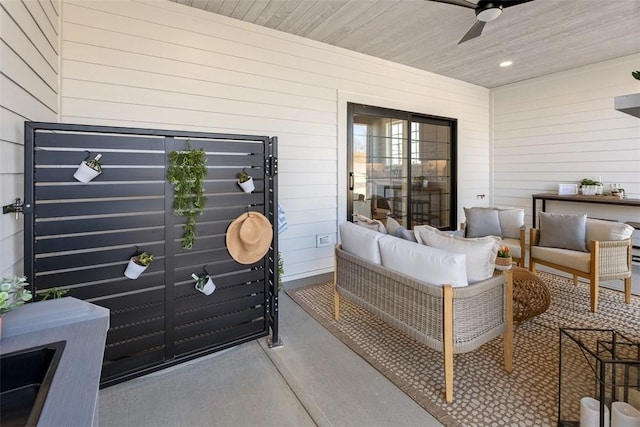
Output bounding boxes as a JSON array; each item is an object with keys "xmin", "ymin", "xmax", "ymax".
[{"xmin": 2, "ymin": 0, "xmax": 639, "ymax": 425}]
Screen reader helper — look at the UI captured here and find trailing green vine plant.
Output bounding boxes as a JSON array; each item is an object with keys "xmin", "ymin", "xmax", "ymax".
[
  {"xmin": 277, "ymin": 251, "xmax": 284, "ymax": 292},
  {"xmin": 168, "ymin": 141, "xmax": 207, "ymax": 250}
]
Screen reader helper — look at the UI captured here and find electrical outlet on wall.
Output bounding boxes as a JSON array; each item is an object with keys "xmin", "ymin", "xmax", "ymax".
[{"xmin": 316, "ymin": 234, "xmax": 333, "ymax": 248}]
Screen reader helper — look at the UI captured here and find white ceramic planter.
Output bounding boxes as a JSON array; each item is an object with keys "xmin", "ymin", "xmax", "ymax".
[
  {"xmin": 192, "ymin": 273, "xmax": 216, "ymax": 295},
  {"xmin": 73, "ymin": 161, "xmax": 101, "ymax": 183},
  {"xmin": 124, "ymin": 258, "xmax": 148, "ymax": 279},
  {"xmin": 581, "ymin": 185, "xmax": 599, "ymax": 196},
  {"xmin": 238, "ymin": 176, "xmax": 255, "ymax": 193}
]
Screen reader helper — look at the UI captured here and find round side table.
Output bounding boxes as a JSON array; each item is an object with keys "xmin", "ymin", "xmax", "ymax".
[{"xmin": 510, "ymin": 266, "xmax": 551, "ymax": 322}]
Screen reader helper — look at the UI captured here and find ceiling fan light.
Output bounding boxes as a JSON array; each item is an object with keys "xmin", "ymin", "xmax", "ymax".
[{"xmin": 476, "ymin": 7, "xmax": 502, "ymax": 22}]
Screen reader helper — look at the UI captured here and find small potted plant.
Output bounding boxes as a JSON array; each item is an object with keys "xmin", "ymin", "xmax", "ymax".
[
  {"xmin": 237, "ymin": 168, "xmax": 255, "ymax": 193},
  {"xmin": 495, "ymin": 246, "xmax": 512, "ymax": 271},
  {"xmin": 124, "ymin": 251, "xmax": 154, "ymax": 279},
  {"xmin": 580, "ymin": 178, "xmax": 603, "ymax": 196},
  {"xmin": 73, "ymin": 153, "xmax": 103, "ymax": 183},
  {"xmin": 191, "ymin": 273, "xmax": 216, "ymax": 295},
  {"xmin": 0, "ymin": 275, "xmax": 33, "ymax": 338}
]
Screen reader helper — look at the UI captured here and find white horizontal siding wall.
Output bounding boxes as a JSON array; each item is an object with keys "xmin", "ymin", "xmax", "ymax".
[
  {"xmin": 59, "ymin": 0, "xmax": 490, "ymax": 281},
  {"xmin": 0, "ymin": 0, "xmax": 60, "ymax": 276},
  {"xmin": 492, "ymin": 54, "xmax": 640, "ymax": 227}
]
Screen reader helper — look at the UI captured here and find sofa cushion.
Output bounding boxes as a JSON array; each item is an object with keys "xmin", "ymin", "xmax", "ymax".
[
  {"xmin": 340, "ymin": 221, "xmax": 384, "ymax": 264},
  {"xmin": 538, "ymin": 212, "xmax": 588, "ymax": 252},
  {"xmin": 498, "ymin": 208, "xmax": 525, "ymax": 239},
  {"xmin": 464, "ymin": 207, "xmax": 501, "ymax": 238},
  {"xmin": 586, "ymin": 218, "xmax": 634, "ymax": 243},
  {"xmin": 354, "ymin": 214, "xmax": 387, "ymax": 234},
  {"xmin": 414, "ymin": 225, "xmax": 500, "ymax": 283},
  {"xmin": 378, "ymin": 235, "xmax": 468, "ymax": 287}
]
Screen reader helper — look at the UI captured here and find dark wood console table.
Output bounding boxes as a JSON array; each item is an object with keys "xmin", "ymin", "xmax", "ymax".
[{"xmin": 532, "ymin": 193, "xmax": 640, "ymax": 227}]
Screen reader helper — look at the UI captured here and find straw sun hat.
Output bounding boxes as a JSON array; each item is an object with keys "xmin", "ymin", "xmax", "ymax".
[{"xmin": 226, "ymin": 212, "xmax": 273, "ymax": 264}]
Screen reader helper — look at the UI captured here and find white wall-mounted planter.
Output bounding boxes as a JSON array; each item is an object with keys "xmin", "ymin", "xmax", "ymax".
[
  {"xmin": 73, "ymin": 161, "xmax": 102, "ymax": 183},
  {"xmin": 238, "ymin": 177, "xmax": 255, "ymax": 193},
  {"xmin": 192, "ymin": 273, "xmax": 216, "ymax": 295},
  {"xmin": 124, "ymin": 258, "xmax": 148, "ymax": 279}
]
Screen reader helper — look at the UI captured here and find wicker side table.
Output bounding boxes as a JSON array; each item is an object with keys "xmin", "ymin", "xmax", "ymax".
[{"xmin": 510, "ymin": 266, "xmax": 551, "ymax": 322}]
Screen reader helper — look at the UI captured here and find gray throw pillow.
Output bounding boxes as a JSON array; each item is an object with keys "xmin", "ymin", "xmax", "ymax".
[
  {"xmin": 538, "ymin": 212, "xmax": 588, "ymax": 252},
  {"xmin": 464, "ymin": 207, "xmax": 501, "ymax": 238}
]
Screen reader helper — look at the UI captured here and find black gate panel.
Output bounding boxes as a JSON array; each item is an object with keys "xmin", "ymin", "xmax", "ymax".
[{"xmin": 24, "ymin": 122, "xmax": 279, "ymax": 386}]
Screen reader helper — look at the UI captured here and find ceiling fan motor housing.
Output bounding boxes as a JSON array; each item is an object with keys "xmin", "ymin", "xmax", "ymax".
[{"xmin": 475, "ymin": 1, "xmax": 503, "ymax": 22}]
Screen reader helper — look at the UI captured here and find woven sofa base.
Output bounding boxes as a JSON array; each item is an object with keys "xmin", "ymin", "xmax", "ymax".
[{"xmin": 334, "ymin": 245, "xmax": 508, "ymax": 354}]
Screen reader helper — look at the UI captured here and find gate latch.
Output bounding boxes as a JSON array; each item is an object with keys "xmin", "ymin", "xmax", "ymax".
[{"xmin": 2, "ymin": 198, "xmax": 26, "ymax": 219}]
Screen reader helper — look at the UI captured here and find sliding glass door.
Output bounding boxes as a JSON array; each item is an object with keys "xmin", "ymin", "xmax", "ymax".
[{"xmin": 347, "ymin": 103, "xmax": 456, "ymax": 230}]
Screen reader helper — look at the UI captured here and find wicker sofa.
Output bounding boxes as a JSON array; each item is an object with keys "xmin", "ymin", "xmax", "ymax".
[{"xmin": 334, "ymin": 221, "xmax": 513, "ymax": 403}]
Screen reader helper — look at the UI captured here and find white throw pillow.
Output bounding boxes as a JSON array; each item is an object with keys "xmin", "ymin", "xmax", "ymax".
[
  {"xmin": 354, "ymin": 214, "xmax": 387, "ymax": 234},
  {"xmin": 414, "ymin": 225, "xmax": 500, "ymax": 283},
  {"xmin": 339, "ymin": 221, "xmax": 384, "ymax": 264},
  {"xmin": 378, "ymin": 235, "xmax": 468, "ymax": 287}
]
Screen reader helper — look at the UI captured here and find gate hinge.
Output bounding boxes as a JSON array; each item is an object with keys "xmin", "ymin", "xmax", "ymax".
[
  {"xmin": 2, "ymin": 198, "xmax": 30, "ymax": 219},
  {"xmin": 265, "ymin": 156, "xmax": 278, "ymax": 176}
]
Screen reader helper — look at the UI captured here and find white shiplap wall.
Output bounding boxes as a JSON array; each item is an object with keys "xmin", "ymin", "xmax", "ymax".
[
  {"xmin": 59, "ymin": 0, "xmax": 490, "ymax": 281},
  {"xmin": 0, "ymin": 0, "xmax": 60, "ymax": 276},
  {"xmin": 492, "ymin": 54, "xmax": 640, "ymax": 227}
]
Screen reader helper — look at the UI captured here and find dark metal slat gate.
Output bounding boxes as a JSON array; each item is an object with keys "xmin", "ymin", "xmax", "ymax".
[{"xmin": 23, "ymin": 122, "xmax": 279, "ymax": 386}]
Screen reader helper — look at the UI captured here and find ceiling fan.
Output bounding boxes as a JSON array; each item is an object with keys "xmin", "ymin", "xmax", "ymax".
[{"xmin": 429, "ymin": 0, "xmax": 534, "ymax": 44}]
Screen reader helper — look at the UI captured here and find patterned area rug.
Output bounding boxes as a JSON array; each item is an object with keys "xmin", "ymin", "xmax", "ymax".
[{"xmin": 286, "ymin": 272, "xmax": 640, "ymax": 427}]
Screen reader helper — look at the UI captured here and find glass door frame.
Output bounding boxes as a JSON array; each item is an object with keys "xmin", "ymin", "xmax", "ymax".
[{"xmin": 347, "ymin": 103, "xmax": 457, "ymax": 230}]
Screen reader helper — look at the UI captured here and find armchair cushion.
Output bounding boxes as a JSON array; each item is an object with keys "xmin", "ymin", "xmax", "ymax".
[
  {"xmin": 530, "ymin": 246, "xmax": 591, "ymax": 273},
  {"xmin": 502, "ymin": 237, "xmax": 522, "ymax": 259},
  {"xmin": 463, "ymin": 207, "xmax": 501, "ymax": 238},
  {"xmin": 498, "ymin": 208, "xmax": 525, "ymax": 239},
  {"xmin": 538, "ymin": 212, "xmax": 588, "ymax": 252},
  {"xmin": 586, "ymin": 218, "xmax": 634, "ymax": 242}
]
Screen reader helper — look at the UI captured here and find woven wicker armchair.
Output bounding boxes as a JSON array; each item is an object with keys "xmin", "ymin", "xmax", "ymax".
[
  {"xmin": 529, "ymin": 223, "xmax": 633, "ymax": 313},
  {"xmin": 333, "ymin": 245, "xmax": 513, "ymax": 403}
]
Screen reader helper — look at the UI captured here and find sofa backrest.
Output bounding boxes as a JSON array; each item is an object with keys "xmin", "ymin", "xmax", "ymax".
[
  {"xmin": 378, "ymin": 234, "xmax": 468, "ymax": 287},
  {"xmin": 339, "ymin": 221, "xmax": 469, "ymax": 287},
  {"xmin": 339, "ymin": 221, "xmax": 385, "ymax": 264}
]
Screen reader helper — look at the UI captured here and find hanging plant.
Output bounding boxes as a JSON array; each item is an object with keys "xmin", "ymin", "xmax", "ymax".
[{"xmin": 168, "ymin": 141, "xmax": 207, "ymax": 250}]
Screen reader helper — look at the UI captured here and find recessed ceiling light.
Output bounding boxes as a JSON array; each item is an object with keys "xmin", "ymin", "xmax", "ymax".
[{"xmin": 499, "ymin": 61, "xmax": 513, "ymax": 67}]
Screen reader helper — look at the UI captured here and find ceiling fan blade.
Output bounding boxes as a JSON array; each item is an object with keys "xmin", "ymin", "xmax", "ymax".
[
  {"xmin": 501, "ymin": 0, "xmax": 535, "ymax": 8},
  {"xmin": 458, "ymin": 20, "xmax": 485, "ymax": 44},
  {"xmin": 426, "ymin": 0, "xmax": 477, "ymax": 10}
]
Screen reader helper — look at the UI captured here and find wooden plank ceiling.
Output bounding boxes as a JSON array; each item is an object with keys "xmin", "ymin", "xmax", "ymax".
[{"xmin": 170, "ymin": 0, "xmax": 640, "ymax": 88}]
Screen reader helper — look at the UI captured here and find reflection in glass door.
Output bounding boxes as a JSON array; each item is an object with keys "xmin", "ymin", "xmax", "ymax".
[{"xmin": 348, "ymin": 104, "xmax": 456, "ymax": 230}]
